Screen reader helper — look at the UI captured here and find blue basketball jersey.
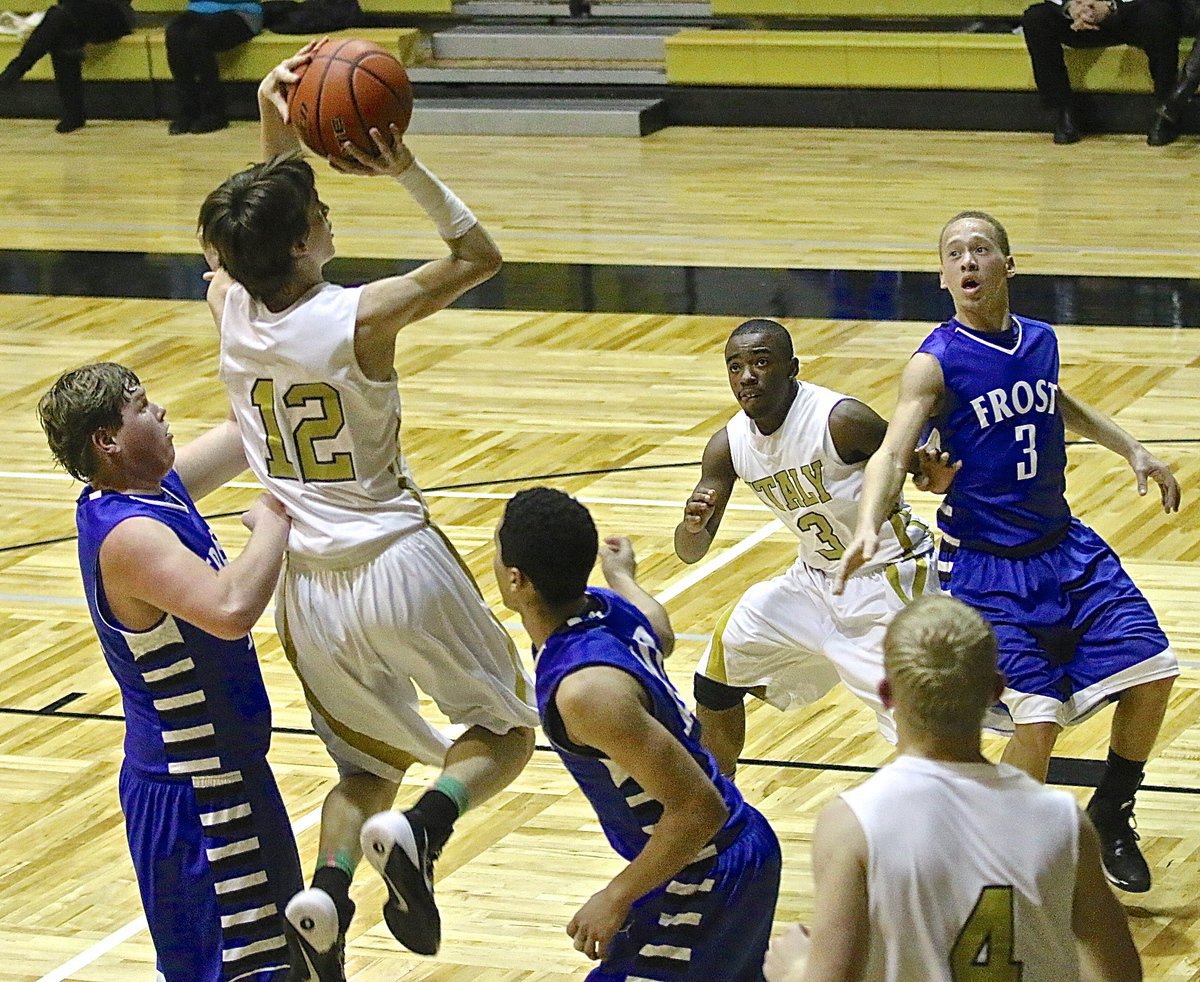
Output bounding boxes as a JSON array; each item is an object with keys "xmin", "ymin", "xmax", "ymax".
[
  {"xmin": 536, "ymin": 589, "xmax": 749, "ymax": 862},
  {"xmin": 917, "ymin": 315, "xmax": 1071, "ymax": 555},
  {"xmin": 76, "ymin": 470, "xmax": 273, "ymax": 776}
]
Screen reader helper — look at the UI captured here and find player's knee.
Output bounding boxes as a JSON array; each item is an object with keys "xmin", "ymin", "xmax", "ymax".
[
  {"xmin": 1015, "ymin": 720, "xmax": 1060, "ymax": 752},
  {"xmin": 694, "ymin": 674, "xmax": 750, "ymax": 712}
]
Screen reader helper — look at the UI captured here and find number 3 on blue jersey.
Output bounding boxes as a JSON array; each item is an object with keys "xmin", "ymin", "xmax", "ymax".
[{"xmin": 1015, "ymin": 424, "xmax": 1038, "ymax": 481}]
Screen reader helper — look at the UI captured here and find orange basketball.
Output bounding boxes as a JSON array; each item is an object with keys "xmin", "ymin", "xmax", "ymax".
[{"xmin": 288, "ymin": 38, "xmax": 413, "ymax": 160}]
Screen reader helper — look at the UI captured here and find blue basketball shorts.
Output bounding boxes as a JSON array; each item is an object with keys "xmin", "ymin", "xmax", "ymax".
[
  {"xmin": 119, "ymin": 756, "xmax": 304, "ymax": 982},
  {"xmin": 938, "ymin": 518, "xmax": 1177, "ymax": 726},
  {"xmin": 587, "ymin": 806, "xmax": 781, "ymax": 981}
]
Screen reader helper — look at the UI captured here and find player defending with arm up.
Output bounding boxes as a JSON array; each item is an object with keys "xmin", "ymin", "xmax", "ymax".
[
  {"xmin": 38, "ymin": 363, "xmax": 302, "ymax": 982},
  {"xmin": 835, "ymin": 210, "xmax": 1180, "ymax": 895},
  {"xmin": 198, "ymin": 45, "xmax": 536, "ymax": 980},
  {"xmin": 496, "ymin": 487, "xmax": 782, "ymax": 979},
  {"xmin": 675, "ymin": 318, "xmax": 956, "ymax": 776}
]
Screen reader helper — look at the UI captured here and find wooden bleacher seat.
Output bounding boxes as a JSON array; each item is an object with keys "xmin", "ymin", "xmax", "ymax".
[
  {"xmin": 665, "ymin": 29, "xmax": 1192, "ymax": 93},
  {"xmin": 710, "ymin": 0, "xmax": 1029, "ymax": 16},
  {"xmin": 143, "ymin": 25, "xmax": 421, "ymax": 81},
  {"xmin": 0, "ymin": 28, "xmax": 153, "ymax": 80}
]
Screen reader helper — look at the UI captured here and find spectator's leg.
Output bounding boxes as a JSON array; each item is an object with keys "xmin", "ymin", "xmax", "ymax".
[
  {"xmin": 1160, "ymin": 37, "xmax": 1200, "ymax": 123},
  {"xmin": 50, "ymin": 48, "xmax": 85, "ymax": 132},
  {"xmin": 0, "ymin": 4, "xmax": 77, "ymax": 86},
  {"xmin": 165, "ymin": 13, "xmax": 207, "ymax": 133},
  {"xmin": 1124, "ymin": 0, "xmax": 1184, "ymax": 143},
  {"xmin": 189, "ymin": 12, "xmax": 254, "ymax": 133},
  {"xmin": 1022, "ymin": 2, "xmax": 1088, "ymax": 142}
]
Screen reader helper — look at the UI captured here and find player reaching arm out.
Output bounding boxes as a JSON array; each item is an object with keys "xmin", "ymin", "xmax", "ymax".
[
  {"xmin": 833, "ymin": 354, "xmax": 945, "ymax": 594},
  {"xmin": 1057, "ymin": 388, "xmax": 1180, "ymax": 512},
  {"xmin": 599, "ymin": 535, "xmax": 674, "ymax": 656}
]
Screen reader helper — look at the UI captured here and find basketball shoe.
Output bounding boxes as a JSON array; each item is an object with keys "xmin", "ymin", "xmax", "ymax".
[
  {"xmin": 1086, "ymin": 796, "xmax": 1151, "ymax": 893},
  {"xmin": 285, "ymin": 888, "xmax": 348, "ymax": 982},
  {"xmin": 360, "ymin": 810, "xmax": 442, "ymax": 955}
]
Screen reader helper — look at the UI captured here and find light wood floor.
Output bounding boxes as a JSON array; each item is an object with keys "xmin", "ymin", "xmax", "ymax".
[{"xmin": 0, "ymin": 120, "xmax": 1198, "ymax": 980}]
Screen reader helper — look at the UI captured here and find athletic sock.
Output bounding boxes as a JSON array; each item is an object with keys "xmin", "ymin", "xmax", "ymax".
[
  {"xmin": 1094, "ymin": 750, "xmax": 1146, "ymax": 807},
  {"xmin": 312, "ymin": 863, "xmax": 354, "ymax": 934},
  {"xmin": 407, "ymin": 778, "xmax": 467, "ymax": 854}
]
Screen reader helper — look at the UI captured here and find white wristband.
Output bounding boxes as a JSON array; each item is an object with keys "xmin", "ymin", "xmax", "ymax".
[{"xmin": 395, "ymin": 159, "xmax": 478, "ymax": 241}]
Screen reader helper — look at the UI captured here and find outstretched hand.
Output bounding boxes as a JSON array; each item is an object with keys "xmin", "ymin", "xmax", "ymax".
[
  {"xmin": 567, "ymin": 885, "xmax": 632, "ymax": 962},
  {"xmin": 1129, "ymin": 446, "xmax": 1180, "ymax": 513},
  {"xmin": 258, "ymin": 37, "xmax": 326, "ymax": 124},
  {"xmin": 599, "ymin": 535, "xmax": 637, "ymax": 583},
  {"xmin": 763, "ymin": 923, "xmax": 811, "ymax": 982},
  {"xmin": 329, "ymin": 124, "xmax": 415, "ymax": 177},
  {"xmin": 680, "ymin": 487, "xmax": 717, "ymax": 534},
  {"xmin": 832, "ymin": 529, "xmax": 877, "ymax": 596},
  {"xmin": 912, "ymin": 442, "xmax": 961, "ymax": 494}
]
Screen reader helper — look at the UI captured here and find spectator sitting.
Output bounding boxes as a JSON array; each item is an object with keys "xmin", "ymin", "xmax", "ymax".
[
  {"xmin": 166, "ymin": 0, "xmax": 262, "ymax": 135},
  {"xmin": 0, "ymin": 0, "xmax": 133, "ymax": 133},
  {"xmin": 1021, "ymin": 0, "xmax": 1182, "ymax": 145}
]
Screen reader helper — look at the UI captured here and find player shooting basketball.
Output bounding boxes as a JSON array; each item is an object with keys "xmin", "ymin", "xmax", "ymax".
[{"xmin": 197, "ymin": 43, "xmax": 537, "ymax": 982}]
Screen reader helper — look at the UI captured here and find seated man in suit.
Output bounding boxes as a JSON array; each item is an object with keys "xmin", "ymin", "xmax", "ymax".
[{"xmin": 1022, "ymin": 0, "xmax": 1182, "ymax": 145}]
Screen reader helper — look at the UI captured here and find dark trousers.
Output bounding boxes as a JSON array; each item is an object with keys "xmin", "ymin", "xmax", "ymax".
[
  {"xmin": 165, "ymin": 10, "xmax": 254, "ymax": 121},
  {"xmin": 1, "ymin": 0, "xmax": 131, "ymax": 122},
  {"xmin": 1022, "ymin": 0, "xmax": 1181, "ymax": 107}
]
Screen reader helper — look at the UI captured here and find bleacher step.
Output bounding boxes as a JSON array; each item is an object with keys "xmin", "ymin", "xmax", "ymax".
[
  {"xmin": 453, "ymin": 0, "xmax": 712, "ymax": 17},
  {"xmin": 432, "ymin": 24, "xmax": 677, "ymax": 61},
  {"xmin": 408, "ymin": 63, "xmax": 666, "ymax": 83},
  {"xmin": 406, "ymin": 96, "xmax": 668, "ymax": 135}
]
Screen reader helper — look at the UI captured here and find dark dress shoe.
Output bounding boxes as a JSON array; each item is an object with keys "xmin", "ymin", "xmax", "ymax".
[
  {"xmin": 1147, "ymin": 112, "xmax": 1180, "ymax": 146},
  {"xmin": 1053, "ymin": 107, "xmax": 1081, "ymax": 144},
  {"xmin": 189, "ymin": 113, "xmax": 228, "ymax": 134},
  {"xmin": 54, "ymin": 116, "xmax": 85, "ymax": 134}
]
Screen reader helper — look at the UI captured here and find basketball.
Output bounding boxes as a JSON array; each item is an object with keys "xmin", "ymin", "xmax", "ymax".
[{"xmin": 288, "ymin": 38, "xmax": 413, "ymax": 160}]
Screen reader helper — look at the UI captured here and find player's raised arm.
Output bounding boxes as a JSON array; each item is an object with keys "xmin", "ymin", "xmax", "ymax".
[
  {"xmin": 555, "ymin": 666, "xmax": 729, "ymax": 961},
  {"xmin": 173, "ymin": 414, "xmax": 248, "ymax": 501},
  {"xmin": 257, "ymin": 40, "xmax": 323, "ymax": 161},
  {"xmin": 599, "ymin": 536, "xmax": 674, "ymax": 657},
  {"xmin": 1058, "ymin": 388, "xmax": 1180, "ymax": 513},
  {"xmin": 833, "ymin": 353, "xmax": 943, "ymax": 594},
  {"xmin": 674, "ymin": 428, "xmax": 737, "ymax": 564},
  {"xmin": 798, "ymin": 797, "xmax": 871, "ymax": 982},
  {"xmin": 1072, "ymin": 813, "xmax": 1142, "ymax": 981},
  {"xmin": 100, "ymin": 494, "xmax": 290, "ymax": 641},
  {"xmin": 329, "ymin": 126, "xmax": 502, "ymax": 381}
]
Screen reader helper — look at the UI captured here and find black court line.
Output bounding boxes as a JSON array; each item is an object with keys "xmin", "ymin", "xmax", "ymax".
[
  {"xmin": 36, "ymin": 691, "xmax": 84, "ymax": 714},
  {"xmin": 5, "ymin": 249, "xmax": 1200, "ymax": 327},
  {"xmin": 1, "ymin": 703, "xmax": 1194, "ymax": 796},
  {"xmin": 2, "ymin": 439, "xmax": 1196, "ymax": 557}
]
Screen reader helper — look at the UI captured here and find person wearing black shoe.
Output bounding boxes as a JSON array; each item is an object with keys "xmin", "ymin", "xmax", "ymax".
[
  {"xmin": 37, "ymin": 363, "xmax": 304, "ymax": 982},
  {"xmin": 492, "ymin": 489, "xmax": 782, "ymax": 979},
  {"xmin": 1021, "ymin": 0, "xmax": 1182, "ymax": 144},
  {"xmin": 199, "ymin": 47, "xmax": 538, "ymax": 978},
  {"xmin": 165, "ymin": 0, "xmax": 262, "ymax": 135},
  {"xmin": 837, "ymin": 210, "xmax": 1181, "ymax": 895},
  {"xmin": 0, "ymin": 0, "xmax": 133, "ymax": 133},
  {"xmin": 1152, "ymin": 0, "xmax": 1200, "ymax": 143},
  {"xmin": 764, "ymin": 595, "xmax": 1142, "ymax": 982}
]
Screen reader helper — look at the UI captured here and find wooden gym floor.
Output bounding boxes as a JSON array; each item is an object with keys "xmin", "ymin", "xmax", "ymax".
[{"xmin": 0, "ymin": 120, "xmax": 1198, "ymax": 980}]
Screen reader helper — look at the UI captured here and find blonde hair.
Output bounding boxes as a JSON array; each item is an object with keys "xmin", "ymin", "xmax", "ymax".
[{"xmin": 883, "ymin": 594, "xmax": 998, "ymax": 736}]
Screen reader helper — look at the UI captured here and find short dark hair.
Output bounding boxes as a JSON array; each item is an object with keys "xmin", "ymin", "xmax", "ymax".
[
  {"xmin": 499, "ymin": 487, "xmax": 598, "ymax": 605},
  {"xmin": 939, "ymin": 210, "xmax": 1011, "ymax": 258},
  {"xmin": 38, "ymin": 362, "xmax": 140, "ymax": 481},
  {"xmin": 729, "ymin": 318, "xmax": 794, "ymax": 360},
  {"xmin": 198, "ymin": 154, "xmax": 318, "ymax": 302}
]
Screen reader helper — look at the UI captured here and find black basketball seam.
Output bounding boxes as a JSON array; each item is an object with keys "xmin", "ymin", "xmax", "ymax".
[
  {"xmin": 354, "ymin": 59, "xmax": 412, "ymax": 114},
  {"xmin": 312, "ymin": 49, "xmax": 339, "ymax": 159}
]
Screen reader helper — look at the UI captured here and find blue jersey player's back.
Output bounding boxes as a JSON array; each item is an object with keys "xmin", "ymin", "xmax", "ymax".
[
  {"xmin": 917, "ymin": 315, "xmax": 1070, "ymax": 555},
  {"xmin": 536, "ymin": 588, "xmax": 748, "ymax": 861}
]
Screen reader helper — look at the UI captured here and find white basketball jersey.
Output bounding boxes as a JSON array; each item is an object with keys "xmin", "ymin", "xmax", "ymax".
[
  {"xmin": 841, "ymin": 756, "xmax": 1081, "ymax": 982},
  {"xmin": 219, "ymin": 281, "xmax": 428, "ymax": 564},
  {"xmin": 725, "ymin": 383, "xmax": 929, "ymax": 573}
]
